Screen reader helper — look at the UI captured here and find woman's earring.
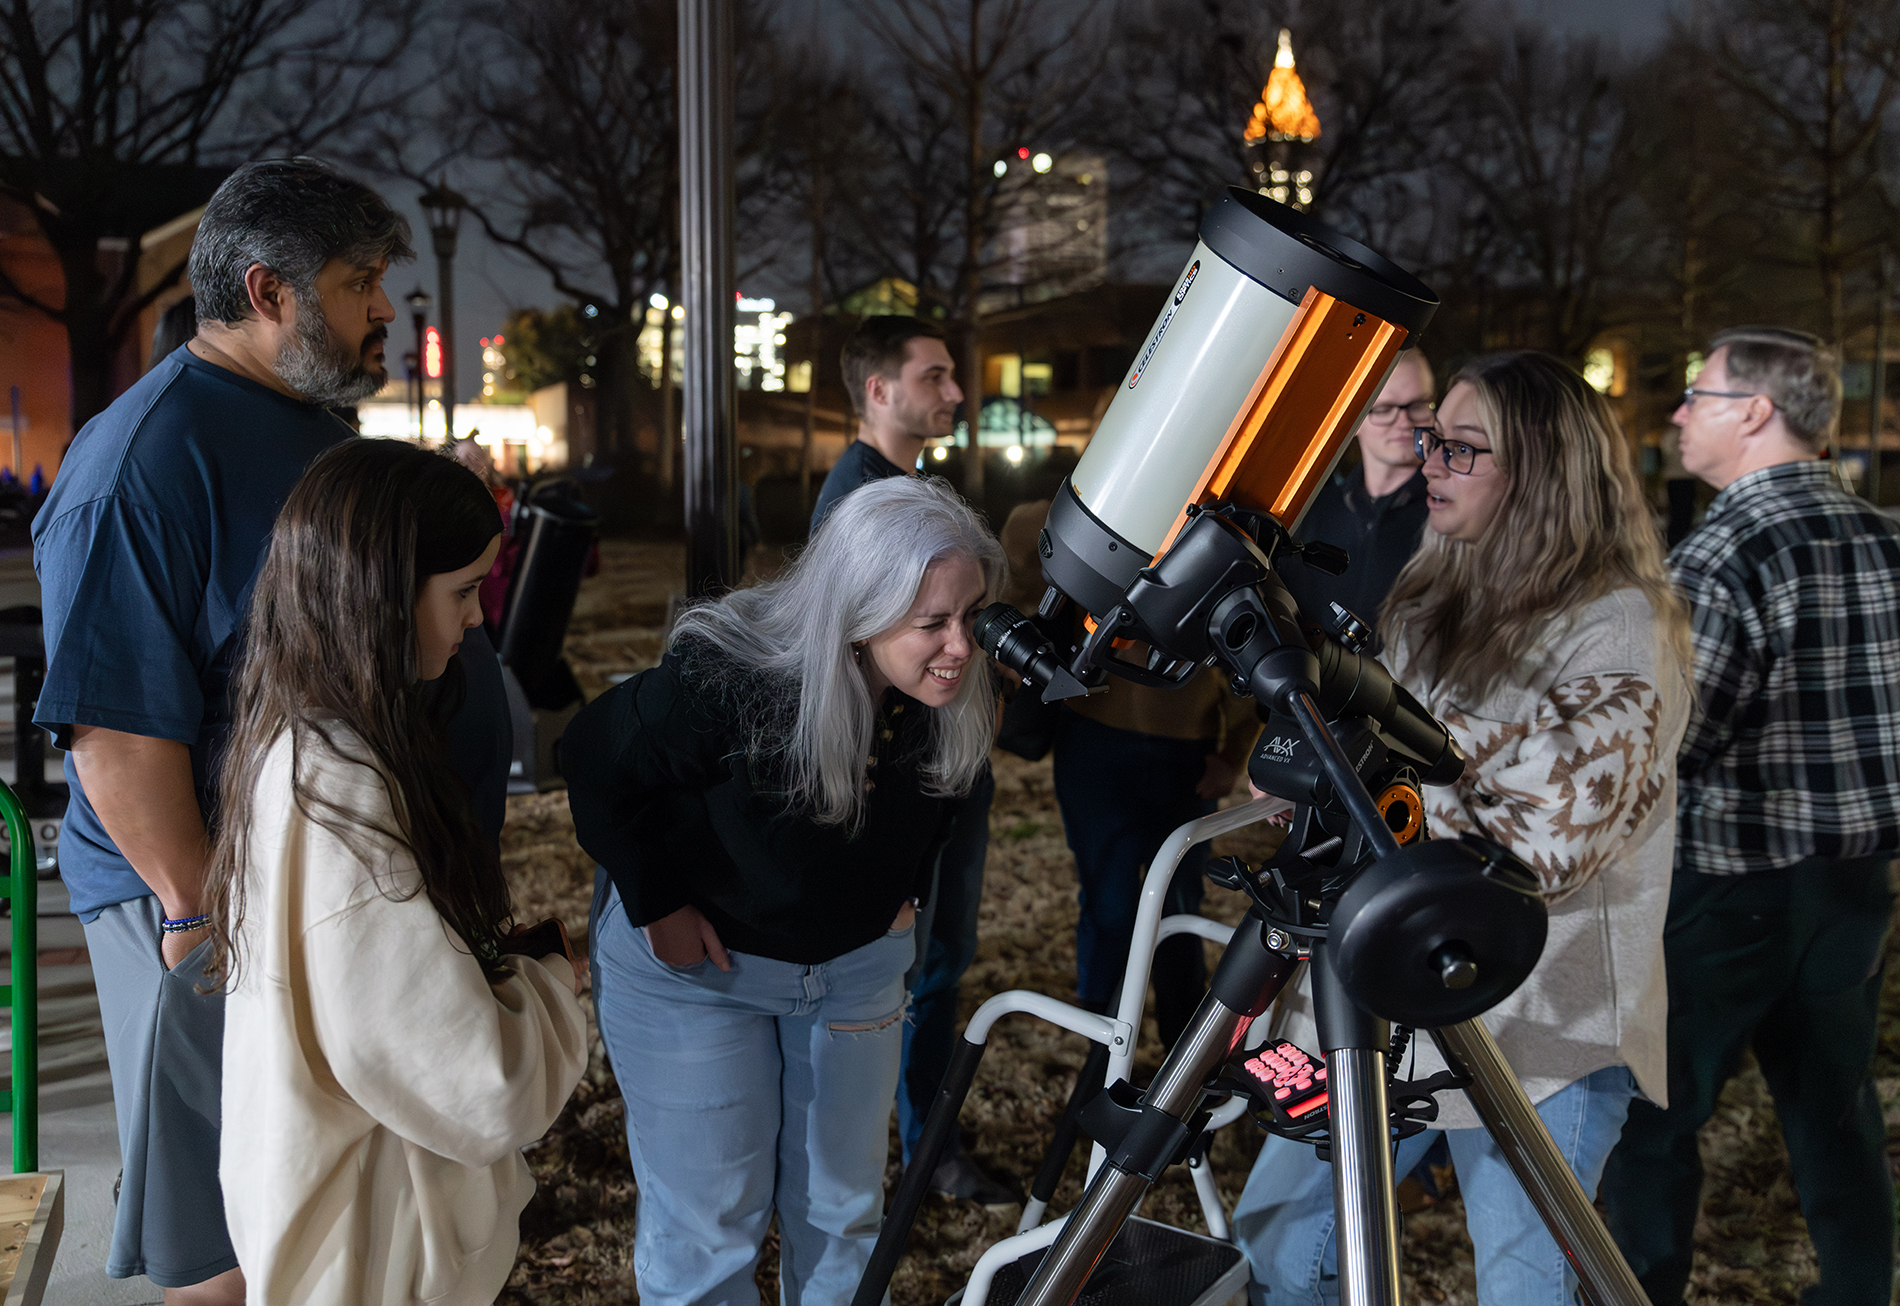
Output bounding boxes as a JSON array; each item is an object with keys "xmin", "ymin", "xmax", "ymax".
[{"xmin": 852, "ymin": 641, "xmax": 867, "ymax": 666}]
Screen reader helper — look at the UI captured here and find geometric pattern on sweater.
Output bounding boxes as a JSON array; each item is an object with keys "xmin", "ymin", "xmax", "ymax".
[
  {"xmin": 1669, "ymin": 459, "xmax": 1900, "ymax": 874},
  {"xmin": 1432, "ymin": 672, "xmax": 1669, "ymax": 903}
]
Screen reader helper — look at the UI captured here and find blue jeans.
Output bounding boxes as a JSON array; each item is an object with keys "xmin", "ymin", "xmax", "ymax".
[
  {"xmin": 1052, "ymin": 712, "xmax": 1212, "ymax": 1046},
  {"xmin": 898, "ymin": 766, "xmax": 993, "ymax": 1161},
  {"xmin": 1234, "ymin": 1064, "xmax": 1637, "ymax": 1306},
  {"xmin": 591, "ymin": 871, "xmax": 911, "ymax": 1306}
]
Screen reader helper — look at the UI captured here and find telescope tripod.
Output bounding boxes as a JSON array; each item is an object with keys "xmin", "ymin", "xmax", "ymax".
[{"xmin": 852, "ymin": 695, "xmax": 1652, "ymax": 1306}]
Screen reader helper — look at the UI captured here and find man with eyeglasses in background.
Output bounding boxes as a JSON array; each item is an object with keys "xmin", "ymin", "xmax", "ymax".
[
  {"xmin": 1600, "ymin": 327, "xmax": 1900, "ymax": 1305},
  {"xmin": 1278, "ymin": 347, "xmax": 1434, "ymax": 645}
]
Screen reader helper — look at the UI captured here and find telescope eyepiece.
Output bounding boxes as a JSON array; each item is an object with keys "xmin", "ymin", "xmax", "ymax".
[{"xmin": 974, "ymin": 602, "xmax": 1092, "ymax": 703}]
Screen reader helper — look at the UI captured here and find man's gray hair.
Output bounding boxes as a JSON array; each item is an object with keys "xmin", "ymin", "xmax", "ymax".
[
  {"xmin": 669, "ymin": 476, "xmax": 1005, "ymax": 829},
  {"xmin": 1710, "ymin": 326, "xmax": 1841, "ymax": 451},
  {"xmin": 189, "ymin": 159, "xmax": 413, "ymax": 325}
]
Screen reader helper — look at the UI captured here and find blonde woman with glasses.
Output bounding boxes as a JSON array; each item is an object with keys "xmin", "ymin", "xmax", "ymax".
[{"xmin": 1235, "ymin": 351, "xmax": 1692, "ymax": 1306}]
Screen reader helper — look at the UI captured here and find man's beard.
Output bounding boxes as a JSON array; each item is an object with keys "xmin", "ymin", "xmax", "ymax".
[
  {"xmin": 276, "ymin": 309, "xmax": 386, "ymax": 406},
  {"xmin": 895, "ymin": 395, "xmax": 951, "ymax": 443}
]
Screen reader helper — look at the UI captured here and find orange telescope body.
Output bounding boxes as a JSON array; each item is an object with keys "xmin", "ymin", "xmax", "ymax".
[{"xmin": 1039, "ymin": 189, "xmax": 1436, "ymax": 622}]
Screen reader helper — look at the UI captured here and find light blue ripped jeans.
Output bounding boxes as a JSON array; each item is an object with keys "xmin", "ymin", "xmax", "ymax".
[
  {"xmin": 1233, "ymin": 1064, "xmax": 1637, "ymax": 1306},
  {"xmin": 590, "ymin": 871, "xmax": 910, "ymax": 1306}
]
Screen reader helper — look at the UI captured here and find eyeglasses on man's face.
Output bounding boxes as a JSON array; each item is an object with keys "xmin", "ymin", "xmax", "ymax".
[
  {"xmin": 1414, "ymin": 427, "xmax": 1495, "ymax": 475},
  {"xmin": 1367, "ymin": 398, "xmax": 1436, "ymax": 425},
  {"xmin": 1680, "ymin": 387, "xmax": 1773, "ymax": 410}
]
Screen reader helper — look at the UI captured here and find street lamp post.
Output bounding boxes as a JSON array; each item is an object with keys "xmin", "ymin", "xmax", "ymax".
[
  {"xmin": 679, "ymin": 0, "xmax": 740, "ymax": 597},
  {"xmin": 406, "ymin": 285, "xmax": 431, "ymax": 441},
  {"xmin": 419, "ymin": 183, "xmax": 468, "ymax": 440}
]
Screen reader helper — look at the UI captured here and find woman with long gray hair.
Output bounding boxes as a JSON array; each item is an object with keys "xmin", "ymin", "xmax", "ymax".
[{"xmin": 565, "ymin": 475, "xmax": 1003, "ymax": 1305}]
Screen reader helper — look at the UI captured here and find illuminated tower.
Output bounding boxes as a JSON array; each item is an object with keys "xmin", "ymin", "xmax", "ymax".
[{"xmin": 1244, "ymin": 29, "xmax": 1321, "ymax": 210}]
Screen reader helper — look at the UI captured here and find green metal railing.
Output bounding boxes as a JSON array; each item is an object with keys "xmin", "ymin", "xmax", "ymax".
[{"xmin": 0, "ymin": 778, "xmax": 35, "ymax": 1172}]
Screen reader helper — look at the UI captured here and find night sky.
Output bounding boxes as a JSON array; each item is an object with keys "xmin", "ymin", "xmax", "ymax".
[{"xmin": 409, "ymin": 0, "xmax": 1680, "ymax": 403}]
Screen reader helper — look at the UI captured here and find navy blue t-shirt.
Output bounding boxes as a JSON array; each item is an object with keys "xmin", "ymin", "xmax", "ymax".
[
  {"xmin": 810, "ymin": 439, "xmax": 913, "ymax": 534},
  {"xmin": 34, "ymin": 347, "xmax": 512, "ymax": 919}
]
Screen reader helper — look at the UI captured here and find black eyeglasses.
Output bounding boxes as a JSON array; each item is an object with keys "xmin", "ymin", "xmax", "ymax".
[
  {"xmin": 1681, "ymin": 387, "xmax": 1773, "ymax": 409},
  {"xmin": 1366, "ymin": 399, "xmax": 1436, "ymax": 424},
  {"xmin": 1414, "ymin": 427, "xmax": 1494, "ymax": 475}
]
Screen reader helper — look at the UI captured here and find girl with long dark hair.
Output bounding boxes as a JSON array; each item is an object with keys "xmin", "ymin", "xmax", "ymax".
[
  {"xmin": 1235, "ymin": 352, "xmax": 1693, "ymax": 1305},
  {"xmin": 209, "ymin": 439, "xmax": 588, "ymax": 1306},
  {"xmin": 566, "ymin": 475, "xmax": 1004, "ymax": 1305}
]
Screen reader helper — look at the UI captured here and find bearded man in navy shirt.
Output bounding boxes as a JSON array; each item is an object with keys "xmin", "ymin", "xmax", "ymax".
[{"xmin": 33, "ymin": 160, "xmax": 511, "ymax": 1304}]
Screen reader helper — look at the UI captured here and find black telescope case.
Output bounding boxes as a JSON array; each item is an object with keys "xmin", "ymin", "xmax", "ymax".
[{"xmin": 496, "ymin": 479, "xmax": 598, "ymax": 713}]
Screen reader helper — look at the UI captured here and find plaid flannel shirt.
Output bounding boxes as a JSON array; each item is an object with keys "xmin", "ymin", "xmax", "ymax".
[{"xmin": 1671, "ymin": 459, "xmax": 1900, "ymax": 874}]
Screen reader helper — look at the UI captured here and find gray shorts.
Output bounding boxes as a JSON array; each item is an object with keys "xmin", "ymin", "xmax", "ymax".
[{"xmin": 84, "ymin": 895, "xmax": 237, "ymax": 1287}]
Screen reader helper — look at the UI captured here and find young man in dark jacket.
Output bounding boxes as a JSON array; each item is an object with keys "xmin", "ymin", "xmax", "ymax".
[{"xmin": 1278, "ymin": 348, "xmax": 1435, "ymax": 640}]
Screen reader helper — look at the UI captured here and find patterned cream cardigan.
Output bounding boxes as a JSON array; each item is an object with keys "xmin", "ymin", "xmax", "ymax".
[{"xmin": 1271, "ymin": 587, "xmax": 1691, "ymax": 1129}]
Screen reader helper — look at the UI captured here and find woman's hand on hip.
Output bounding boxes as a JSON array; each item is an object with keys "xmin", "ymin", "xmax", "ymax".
[
  {"xmin": 891, "ymin": 900, "xmax": 916, "ymax": 932},
  {"xmin": 646, "ymin": 904, "xmax": 733, "ymax": 972}
]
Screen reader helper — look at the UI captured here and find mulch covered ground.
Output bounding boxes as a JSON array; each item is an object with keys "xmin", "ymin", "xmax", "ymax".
[{"xmin": 496, "ymin": 541, "xmax": 1900, "ymax": 1305}]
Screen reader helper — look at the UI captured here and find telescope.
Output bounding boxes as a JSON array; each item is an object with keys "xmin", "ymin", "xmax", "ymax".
[{"xmin": 854, "ymin": 190, "xmax": 1652, "ymax": 1306}]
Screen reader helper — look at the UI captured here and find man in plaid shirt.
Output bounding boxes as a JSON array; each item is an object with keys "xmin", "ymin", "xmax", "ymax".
[{"xmin": 1602, "ymin": 327, "xmax": 1900, "ymax": 1305}]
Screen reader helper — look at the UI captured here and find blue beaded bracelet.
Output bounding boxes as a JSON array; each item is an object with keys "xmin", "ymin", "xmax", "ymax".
[{"xmin": 160, "ymin": 913, "xmax": 212, "ymax": 935}]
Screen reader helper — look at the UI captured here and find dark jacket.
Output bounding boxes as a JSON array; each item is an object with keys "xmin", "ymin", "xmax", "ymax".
[
  {"xmin": 810, "ymin": 439, "xmax": 910, "ymax": 534},
  {"xmin": 1278, "ymin": 465, "xmax": 1429, "ymax": 642},
  {"xmin": 564, "ymin": 645, "xmax": 962, "ymax": 964}
]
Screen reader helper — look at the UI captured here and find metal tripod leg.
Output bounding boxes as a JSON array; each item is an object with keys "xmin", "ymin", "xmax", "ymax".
[
  {"xmin": 1310, "ymin": 940, "xmax": 1403, "ymax": 1306},
  {"xmin": 1013, "ymin": 917, "xmax": 1297, "ymax": 1306},
  {"xmin": 1432, "ymin": 1021, "xmax": 1651, "ymax": 1306}
]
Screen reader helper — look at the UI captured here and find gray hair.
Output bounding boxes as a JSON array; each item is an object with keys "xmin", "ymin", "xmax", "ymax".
[
  {"xmin": 189, "ymin": 158, "xmax": 413, "ymax": 326},
  {"xmin": 670, "ymin": 476, "xmax": 1006, "ymax": 829},
  {"xmin": 1710, "ymin": 326, "xmax": 1841, "ymax": 451}
]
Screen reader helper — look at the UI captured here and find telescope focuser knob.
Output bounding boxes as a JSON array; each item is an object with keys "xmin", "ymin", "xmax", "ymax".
[
  {"xmin": 1299, "ymin": 540, "xmax": 1349, "ymax": 576},
  {"xmin": 1326, "ymin": 602, "xmax": 1373, "ymax": 653},
  {"xmin": 1431, "ymin": 943, "xmax": 1478, "ymax": 991}
]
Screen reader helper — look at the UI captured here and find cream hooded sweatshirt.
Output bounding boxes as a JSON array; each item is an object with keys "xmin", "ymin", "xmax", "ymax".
[{"xmin": 220, "ymin": 728, "xmax": 589, "ymax": 1306}]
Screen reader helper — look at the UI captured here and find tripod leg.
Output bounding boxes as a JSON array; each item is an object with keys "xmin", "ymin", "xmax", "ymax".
[
  {"xmin": 1431, "ymin": 1020, "xmax": 1650, "ymax": 1306},
  {"xmin": 1014, "ymin": 916, "xmax": 1298, "ymax": 1306},
  {"xmin": 1022, "ymin": 1041, "xmax": 1112, "ymax": 1232},
  {"xmin": 1311, "ymin": 941, "xmax": 1403, "ymax": 1306},
  {"xmin": 850, "ymin": 1038, "xmax": 986, "ymax": 1306}
]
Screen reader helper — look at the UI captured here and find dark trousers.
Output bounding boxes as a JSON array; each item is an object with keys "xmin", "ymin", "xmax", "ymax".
[
  {"xmin": 897, "ymin": 766, "xmax": 993, "ymax": 1161},
  {"xmin": 1052, "ymin": 712, "xmax": 1213, "ymax": 1050},
  {"xmin": 1600, "ymin": 857, "xmax": 1896, "ymax": 1305}
]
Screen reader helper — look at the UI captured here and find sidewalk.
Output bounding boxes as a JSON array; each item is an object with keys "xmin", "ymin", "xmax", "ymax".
[
  {"xmin": 0, "ymin": 617, "xmax": 165, "ymax": 1305},
  {"xmin": 2, "ymin": 877, "xmax": 164, "ymax": 1305}
]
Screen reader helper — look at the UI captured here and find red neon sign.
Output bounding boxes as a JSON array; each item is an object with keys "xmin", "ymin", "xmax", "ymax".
[{"xmin": 423, "ymin": 326, "xmax": 443, "ymax": 379}]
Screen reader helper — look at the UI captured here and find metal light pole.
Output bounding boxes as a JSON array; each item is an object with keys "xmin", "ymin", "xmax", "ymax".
[
  {"xmin": 407, "ymin": 285, "xmax": 431, "ymax": 442},
  {"xmin": 419, "ymin": 183, "xmax": 468, "ymax": 441},
  {"xmin": 679, "ymin": 0, "xmax": 740, "ymax": 596}
]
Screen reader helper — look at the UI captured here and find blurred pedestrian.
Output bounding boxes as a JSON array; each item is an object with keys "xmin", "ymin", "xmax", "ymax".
[
  {"xmin": 1001, "ymin": 499, "xmax": 1258, "ymax": 1049},
  {"xmin": 1278, "ymin": 347, "xmax": 1435, "ymax": 642},
  {"xmin": 570, "ymin": 477, "xmax": 1002, "ymax": 1302},
  {"xmin": 31, "ymin": 159, "xmax": 513, "ymax": 1305},
  {"xmin": 209, "ymin": 440, "xmax": 587, "ymax": 1306},
  {"xmin": 448, "ymin": 436, "xmax": 519, "ymax": 631},
  {"xmin": 809, "ymin": 315, "xmax": 1010, "ymax": 1201},
  {"xmin": 1237, "ymin": 351, "xmax": 1691, "ymax": 1306},
  {"xmin": 149, "ymin": 296, "xmax": 197, "ymax": 369},
  {"xmin": 1601, "ymin": 327, "xmax": 1900, "ymax": 1306}
]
